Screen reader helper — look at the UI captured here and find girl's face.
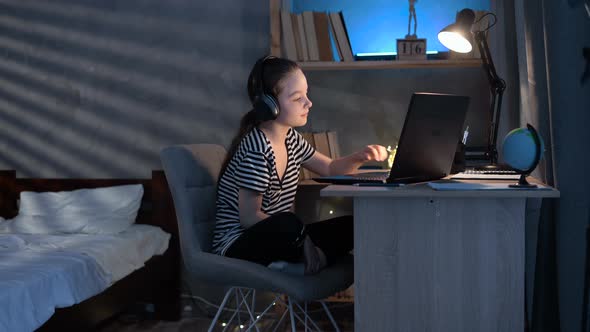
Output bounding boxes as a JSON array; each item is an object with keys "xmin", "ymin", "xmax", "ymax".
[{"xmin": 275, "ymin": 69, "xmax": 312, "ymax": 128}]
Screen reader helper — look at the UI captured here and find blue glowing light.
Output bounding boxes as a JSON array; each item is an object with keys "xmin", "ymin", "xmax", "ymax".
[{"xmin": 292, "ymin": 0, "xmax": 489, "ymax": 55}]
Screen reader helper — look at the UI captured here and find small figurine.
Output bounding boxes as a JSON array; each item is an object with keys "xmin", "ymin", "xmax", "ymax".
[
  {"xmin": 397, "ymin": 0, "xmax": 426, "ymax": 60},
  {"xmin": 406, "ymin": 0, "xmax": 418, "ymax": 39}
]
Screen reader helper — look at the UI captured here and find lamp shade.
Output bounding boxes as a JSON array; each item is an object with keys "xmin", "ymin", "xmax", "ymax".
[{"xmin": 438, "ymin": 8, "xmax": 476, "ymax": 53}]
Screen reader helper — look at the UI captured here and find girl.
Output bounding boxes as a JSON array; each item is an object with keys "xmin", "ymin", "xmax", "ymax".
[{"xmin": 212, "ymin": 56, "xmax": 387, "ymax": 275}]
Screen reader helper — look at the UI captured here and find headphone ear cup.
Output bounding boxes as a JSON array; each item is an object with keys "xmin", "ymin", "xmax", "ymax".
[
  {"xmin": 262, "ymin": 94, "xmax": 280, "ymax": 119},
  {"xmin": 253, "ymin": 93, "xmax": 280, "ymax": 121}
]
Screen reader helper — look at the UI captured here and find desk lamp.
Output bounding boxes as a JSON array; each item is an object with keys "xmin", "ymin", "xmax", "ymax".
[{"xmin": 438, "ymin": 8, "xmax": 506, "ymax": 168}]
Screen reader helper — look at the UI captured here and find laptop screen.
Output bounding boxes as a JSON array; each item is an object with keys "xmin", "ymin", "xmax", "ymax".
[
  {"xmin": 387, "ymin": 92, "xmax": 470, "ymax": 182},
  {"xmin": 312, "ymin": 92, "xmax": 470, "ymax": 185}
]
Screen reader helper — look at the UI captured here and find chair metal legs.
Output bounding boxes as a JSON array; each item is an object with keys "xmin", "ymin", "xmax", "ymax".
[
  {"xmin": 207, "ymin": 287, "xmax": 342, "ymax": 332},
  {"xmin": 320, "ymin": 301, "xmax": 340, "ymax": 331}
]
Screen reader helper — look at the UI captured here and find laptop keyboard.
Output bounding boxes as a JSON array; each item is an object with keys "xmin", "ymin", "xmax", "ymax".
[{"xmin": 351, "ymin": 171, "xmax": 389, "ymax": 181}]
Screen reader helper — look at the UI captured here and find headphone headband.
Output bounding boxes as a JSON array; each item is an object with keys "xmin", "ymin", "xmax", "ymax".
[{"xmin": 256, "ymin": 55, "xmax": 277, "ymax": 96}]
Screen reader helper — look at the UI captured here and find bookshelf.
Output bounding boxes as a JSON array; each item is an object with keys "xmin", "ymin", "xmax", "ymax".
[{"xmin": 268, "ymin": 0, "xmax": 482, "ymax": 70}]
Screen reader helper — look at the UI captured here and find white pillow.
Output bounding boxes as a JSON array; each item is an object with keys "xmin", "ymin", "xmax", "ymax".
[{"xmin": 11, "ymin": 184, "xmax": 144, "ymax": 235}]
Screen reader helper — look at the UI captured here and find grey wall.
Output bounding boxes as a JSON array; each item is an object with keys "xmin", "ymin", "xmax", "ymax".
[
  {"xmin": 302, "ymin": 67, "xmax": 490, "ymax": 157},
  {"xmin": 0, "ymin": 0, "xmax": 267, "ymax": 178},
  {"xmin": 0, "ymin": 0, "xmax": 500, "ymax": 178}
]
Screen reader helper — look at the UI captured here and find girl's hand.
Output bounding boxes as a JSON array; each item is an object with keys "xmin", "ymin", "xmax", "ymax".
[{"xmin": 355, "ymin": 145, "xmax": 388, "ymax": 162}]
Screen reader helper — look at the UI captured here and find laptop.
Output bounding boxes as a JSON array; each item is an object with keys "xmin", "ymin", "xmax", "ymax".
[{"xmin": 313, "ymin": 92, "xmax": 470, "ymax": 185}]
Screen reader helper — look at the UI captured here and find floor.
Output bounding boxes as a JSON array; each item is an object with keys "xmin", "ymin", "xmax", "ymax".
[{"xmin": 97, "ymin": 300, "xmax": 354, "ymax": 332}]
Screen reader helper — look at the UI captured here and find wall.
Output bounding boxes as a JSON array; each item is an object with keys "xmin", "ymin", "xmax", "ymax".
[
  {"xmin": 302, "ymin": 67, "xmax": 490, "ymax": 156},
  {"xmin": 0, "ymin": 0, "xmax": 499, "ymax": 178},
  {"xmin": 0, "ymin": 0, "xmax": 267, "ymax": 178}
]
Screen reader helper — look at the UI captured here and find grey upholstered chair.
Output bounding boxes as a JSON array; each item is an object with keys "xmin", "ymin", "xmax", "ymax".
[{"xmin": 160, "ymin": 144, "xmax": 353, "ymax": 331}]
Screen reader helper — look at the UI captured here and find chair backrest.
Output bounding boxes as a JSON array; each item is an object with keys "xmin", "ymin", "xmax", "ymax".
[
  {"xmin": 160, "ymin": 144, "xmax": 354, "ymax": 301},
  {"xmin": 160, "ymin": 144, "xmax": 226, "ymax": 263}
]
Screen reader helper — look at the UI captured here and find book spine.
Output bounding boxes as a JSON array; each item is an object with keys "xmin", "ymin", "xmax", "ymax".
[
  {"xmin": 326, "ymin": 131, "xmax": 341, "ymax": 159},
  {"xmin": 300, "ymin": 132, "xmax": 315, "ymax": 180},
  {"xmin": 313, "ymin": 131, "xmax": 330, "ymax": 158},
  {"xmin": 338, "ymin": 12, "xmax": 354, "ymax": 60},
  {"xmin": 313, "ymin": 12, "xmax": 334, "ymax": 61},
  {"xmin": 329, "ymin": 11, "xmax": 354, "ymax": 62},
  {"xmin": 280, "ymin": 10, "xmax": 298, "ymax": 60},
  {"xmin": 327, "ymin": 12, "xmax": 343, "ymax": 61},
  {"xmin": 290, "ymin": 13, "xmax": 303, "ymax": 61},
  {"xmin": 302, "ymin": 11, "xmax": 320, "ymax": 61},
  {"xmin": 295, "ymin": 14, "xmax": 309, "ymax": 61}
]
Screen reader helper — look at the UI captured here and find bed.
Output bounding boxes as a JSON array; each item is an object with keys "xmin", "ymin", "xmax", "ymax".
[{"xmin": 0, "ymin": 170, "xmax": 180, "ymax": 331}]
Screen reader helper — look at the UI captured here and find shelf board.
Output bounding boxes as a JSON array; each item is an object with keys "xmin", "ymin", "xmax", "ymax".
[{"xmin": 298, "ymin": 59, "xmax": 482, "ymax": 70}]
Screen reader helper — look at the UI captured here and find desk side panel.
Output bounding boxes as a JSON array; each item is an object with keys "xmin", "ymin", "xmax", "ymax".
[{"xmin": 354, "ymin": 197, "xmax": 525, "ymax": 332}]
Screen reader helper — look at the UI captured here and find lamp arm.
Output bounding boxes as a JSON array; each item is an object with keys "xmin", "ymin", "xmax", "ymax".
[{"xmin": 474, "ymin": 30, "xmax": 506, "ymax": 164}]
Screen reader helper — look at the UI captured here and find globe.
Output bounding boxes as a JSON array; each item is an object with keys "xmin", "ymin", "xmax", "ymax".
[{"xmin": 502, "ymin": 125, "xmax": 544, "ymax": 172}]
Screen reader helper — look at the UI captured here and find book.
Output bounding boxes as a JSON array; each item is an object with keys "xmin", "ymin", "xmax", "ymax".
[
  {"xmin": 327, "ymin": 13, "xmax": 343, "ymax": 61},
  {"xmin": 295, "ymin": 13, "xmax": 309, "ymax": 61},
  {"xmin": 313, "ymin": 12, "xmax": 334, "ymax": 61},
  {"xmin": 291, "ymin": 13, "xmax": 304, "ymax": 61},
  {"xmin": 313, "ymin": 131, "xmax": 331, "ymax": 158},
  {"xmin": 329, "ymin": 11, "xmax": 354, "ymax": 62},
  {"xmin": 302, "ymin": 11, "xmax": 320, "ymax": 61},
  {"xmin": 326, "ymin": 131, "xmax": 341, "ymax": 159},
  {"xmin": 280, "ymin": 10, "xmax": 298, "ymax": 60},
  {"xmin": 299, "ymin": 131, "xmax": 341, "ymax": 181},
  {"xmin": 311, "ymin": 132, "xmax": 330, "ymax": 178},
  {"xmin": 338, "ymin": 11, "xmax": 354, "ymax": 61},
  {"xmin": 300, "ymin": 132, "xmax": 316, "ymax": 180}
]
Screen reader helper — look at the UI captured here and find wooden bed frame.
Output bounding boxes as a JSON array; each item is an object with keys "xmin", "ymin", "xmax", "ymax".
[{"xmin": 0, "ymin": 170, "xmax": 181, "ymax": 330}]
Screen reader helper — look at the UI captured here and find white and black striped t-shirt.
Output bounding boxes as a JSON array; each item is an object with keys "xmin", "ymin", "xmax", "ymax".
[{"xmin": 212, "ymin": 127, "xmax": 315, "ymax": 256}]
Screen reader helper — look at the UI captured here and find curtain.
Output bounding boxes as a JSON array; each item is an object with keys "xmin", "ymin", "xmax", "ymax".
[{"xmin": 513, "ymin": 0, "xmax": 590, "ymax": 331}]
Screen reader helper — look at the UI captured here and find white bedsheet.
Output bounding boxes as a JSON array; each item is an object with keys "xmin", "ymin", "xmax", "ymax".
[{"xmin": 0, "ymin": 224, "xmax": 170, "ymax": 332}]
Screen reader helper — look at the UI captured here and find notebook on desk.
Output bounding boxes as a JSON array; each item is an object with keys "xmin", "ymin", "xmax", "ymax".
[{"xmin": 313, "ymin": 92, "xmax": 470, "ymax": 185}]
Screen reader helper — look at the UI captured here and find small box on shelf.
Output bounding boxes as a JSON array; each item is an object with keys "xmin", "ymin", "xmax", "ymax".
[{"xmin": 396, "ymin": 38, "xmax": 427, "ymax": 60}]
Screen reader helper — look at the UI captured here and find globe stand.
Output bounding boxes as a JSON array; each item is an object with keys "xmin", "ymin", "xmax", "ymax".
[
  {"xmin": 509, "ymin": 173, "xmax": 538, "ymax": 188},
  {"xmin": 507, "ymin": 124, "xmax": 542, "ymax": 189}
]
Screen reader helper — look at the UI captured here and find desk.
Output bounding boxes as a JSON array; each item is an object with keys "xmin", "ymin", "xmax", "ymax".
[{"xmin": 321, "ymin": 180, "xmax": 559, "ymax": 332}]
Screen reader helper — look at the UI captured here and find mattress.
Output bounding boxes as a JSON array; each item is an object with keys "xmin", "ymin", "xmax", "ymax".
[{"xmin": 0, "ymin": 224, "xmax": 170, "ymax": 332}]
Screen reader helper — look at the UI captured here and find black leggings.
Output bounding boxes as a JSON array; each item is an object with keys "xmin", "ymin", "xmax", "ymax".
[{"xmin": 225, "ymin": 212, "xmax": 353, "ymax": 267}]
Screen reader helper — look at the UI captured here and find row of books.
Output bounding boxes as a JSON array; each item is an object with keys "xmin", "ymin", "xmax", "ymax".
[
  {"xmin": 280, "ymin": 10, "xmax": 354, "ymax": 62},
  {"xmin": 299, "ymin": 131, "xmax": 340, "ymax": 180}
]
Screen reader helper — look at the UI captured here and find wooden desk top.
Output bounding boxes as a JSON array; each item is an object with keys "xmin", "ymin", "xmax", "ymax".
[{"xmin": 320, "ymin": 178, "xmax": 560, "ymax": 198}]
